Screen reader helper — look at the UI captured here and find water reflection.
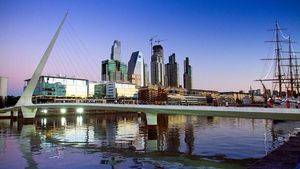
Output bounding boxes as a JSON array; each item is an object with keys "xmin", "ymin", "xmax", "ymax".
[
  {"xmin": 76, "ymin": 116, "xmax": 83, "ymax": 126},
  {"xmin": 61, "ymin": 117, "xmax": 66, "ymax": 126},
  {"xmin": 0, "ymin": 112, "xmax": 300, "ymax": 168}
]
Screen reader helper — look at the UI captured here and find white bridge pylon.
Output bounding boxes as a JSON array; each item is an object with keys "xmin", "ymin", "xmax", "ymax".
[{"xmin": 15, "ymin": 13, "xmax": 68, "ymax": 118}]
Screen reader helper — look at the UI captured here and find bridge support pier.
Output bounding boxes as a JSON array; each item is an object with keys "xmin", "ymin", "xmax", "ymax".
[
  {"xmin": 145, "ymin": 112, "xmax": 158, "ymax": 151},
  {"xmin": 0, "ymin": 111, "xmax": 11, "ymax": 118},
  {"xmin": 145, "ymin": 112, "xmax": 157, "ymax": 126},
  {"xmin": 12, "ymin": 110, "xmax": 18, "ymax": 121},
  {"xmin": 21, "ymin": 107, "xmax": 37, "ymax": 124}
]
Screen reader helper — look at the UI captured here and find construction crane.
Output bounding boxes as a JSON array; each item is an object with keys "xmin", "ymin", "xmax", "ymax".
[
  {"xmin": 149, "ymin": 35, "xmax": 158, "ymax": 56},
  {"xmin": 155, "ymin": 39, "xmax": 167, "ymax": 45}
]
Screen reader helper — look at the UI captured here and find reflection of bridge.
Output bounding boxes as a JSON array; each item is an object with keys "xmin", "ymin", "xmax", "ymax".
[
  {"xmin": 2, "ymin": 114, "xmax": 299, "ymax": 168},
  {"xmin": 0, "ymin": 12, "xmax": 300, "ymax": 123}
]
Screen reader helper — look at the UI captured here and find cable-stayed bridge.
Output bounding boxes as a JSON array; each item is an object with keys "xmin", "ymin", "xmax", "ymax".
[{"xmin": 0, "ymin": 13, "xmax": 300, "ymax": 124}]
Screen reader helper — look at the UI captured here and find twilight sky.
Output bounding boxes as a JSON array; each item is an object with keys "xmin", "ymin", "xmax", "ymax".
[{"xmin": 0, "ymin": 0, "xmax": 300, "ymax": 96}]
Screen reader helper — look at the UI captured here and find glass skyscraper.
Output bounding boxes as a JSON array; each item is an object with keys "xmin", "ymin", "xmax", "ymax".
[
  {"xmin": 101, "ymin": 59, "xmax": 127, "ymax": 82},
  {"xmin": 111, "ymin": 40, "xmax": 121, "ymax": 61},
  {"xmin": 151, "ymin": 45, "xmax": 165, "ymax": 86},
  {"xmin": 165, "ymin": 53, "xmax": 179, "ymax": 87},
  {"xmin": 128, "ymin": 51, "xmax": 144, "ymax": 86},
  {"xmin": 183, "ymin": 57, "xmax": 192, "ymax": 91},
  {"xmin": 101, "ymin": 40, "xmax": 128, "ymax": 82}
]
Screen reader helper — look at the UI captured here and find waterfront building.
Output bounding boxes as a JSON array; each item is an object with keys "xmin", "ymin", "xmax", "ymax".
[
  {"xmin": 219, "ymin": 91, "xmax": 250, "ymax": 106},
  {"xmin": 0, "ymin": 77, "xmax": 8, "ymax": 107},
  {"xmin": 144, "ymin": 63, "xmax": 150, "ymax": 86},
  {"xmin": 249, "ymin": 88, "xmax": 261, "ymax": 96},
  {"xmin": 183, "ymin": 57, "xmax": 192, "ymax": 91},
  {"xmin": 94, "ymin": 82, "xmax": 107, "ymax": 99},
  {"xmin": 111, "ymin": 40, "xmax": 121, "ymax": 61},
  {"xmin": 189, "ymin": 89, "xmax": 220, "ymax": 98},
  {"xmin": 138, "ymin": 85, "xmax": 167, "ymax": 104},
  {"xmin": 128, "ymin": 51, "xmax": 144, "ymax": 86},
  {"xmin": 168, "ymin": 95, "xmax": 207, "ymax": 105},
  {"xmin": 24, "ymin": 75, "xmax": 89, "ymax": 98},
  {"xmin": 151, "ymin": 45, "xmax": 165, "ymax": 86},
  {"xmin": 88, "ymin": 81, "xmax": 99, "ymax": 98},
  {"xmin": 101, "ymin": 59, "xmax": 128, "ymax": 82},
  {"xmin": 165, "ymin": 53, "xmax": 179, "ymax": 87},
  {"xmin": 106, "ymin": 82, "xmax": 138, "ymax": 99},
  {"xmin": 165, "ymin": 87, "xmax": 187, "ymax": 96}
]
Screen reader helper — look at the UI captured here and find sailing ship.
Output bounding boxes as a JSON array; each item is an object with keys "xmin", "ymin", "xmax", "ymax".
[{"xmin": 256, "ymin": 21, "xmax": 300, "ymax": 107}]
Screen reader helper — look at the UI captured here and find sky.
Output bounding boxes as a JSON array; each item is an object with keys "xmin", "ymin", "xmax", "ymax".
[{"xmin": 0, "ymin": 0, "xmax": 300, "ymax": 96}]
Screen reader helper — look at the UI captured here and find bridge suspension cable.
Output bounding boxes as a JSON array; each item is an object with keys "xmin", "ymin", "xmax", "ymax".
[{"xmin": 43, "ymin": 15, "xmax": 100, "ymax": 82}]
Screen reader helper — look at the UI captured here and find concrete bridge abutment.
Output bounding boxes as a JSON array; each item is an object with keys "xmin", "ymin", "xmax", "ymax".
[
  {"xmin": 145, "ymin": 112, "xmax": 158, "ymax": 151},
  {"xmin": 20, "ymin": 107, "xmax": 37, "ymax": 124}
]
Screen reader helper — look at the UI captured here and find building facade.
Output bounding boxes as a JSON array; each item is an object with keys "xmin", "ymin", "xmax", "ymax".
[
  {"xmin": 144, "ymin": 63, "xmax": 150, "ymax": 86},
  {"xmin": 101, "ymin": 40, "xmax": 127, "ymax": 82},
  {"xmin": 183, "ymin": 57, "xmax": 192, "ymax": 91},
  {"xmin": 189, "ymin": 89, "xmax": 220, "ymax": 98},
  {"xmin": 111, "ymin": 40, "xmax": 121, "ymax": 61},
  {"xmin": 101, "ymin": 59, "xmax": 128, "ymax": 82},
  {"xmin": 106, "ymin": 82, "xmax": 138, "ymax": 99},
  {"xmin": 25, "ymin": 75, "xmax": 89, "ymax": 98},
  {"xmin": 94, "ymin": 82, "xmax": 107, "ymax": 99},
  {"xmin": 165, "ymin": 53, "xmax": 179, "ymax": 87},
  {"xmin": 151, "ymin": 45, "xmax": 165, "ymax": 86},
  {"xmin": 0, "ymin": 77, "xmax": 8, "ymax": 107},
  {"xmin": 138, "ymin": 85, "xmax": 168, "ymax": 104},
  {"xmin": 128, "ymin": 51, "xmax": 144, "ymax": 86}
]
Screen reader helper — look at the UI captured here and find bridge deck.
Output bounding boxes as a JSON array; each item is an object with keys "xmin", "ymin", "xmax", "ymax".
[{"xmin": 0, "ymin": 103, "xmax": 297, "ymax": 120}]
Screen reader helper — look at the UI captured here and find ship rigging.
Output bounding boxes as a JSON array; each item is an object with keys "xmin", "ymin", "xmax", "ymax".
[{"xmin": 256, "ymin": 21, "xmax": 300, "ymax": 98}]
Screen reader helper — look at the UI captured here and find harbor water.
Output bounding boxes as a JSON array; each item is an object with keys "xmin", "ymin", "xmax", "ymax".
[{"xmin": 0, "ymin": 110, "xmax": 299, "ymax": 169}]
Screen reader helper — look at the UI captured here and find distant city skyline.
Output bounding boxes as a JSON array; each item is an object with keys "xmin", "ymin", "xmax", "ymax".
[{"xmin": 0, "ymin": 0, "xmax": 300, "ymax": 96}]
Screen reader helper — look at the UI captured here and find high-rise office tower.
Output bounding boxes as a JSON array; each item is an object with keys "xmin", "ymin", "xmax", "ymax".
[
  {"xmin": 144, "ymin": 63, "xmax": 150, "ymax": 86},
  {"xmin": 128, "ymin": 51, "xmax": 144, "ymax": 86},
  {"xmin": 183, "ymin": 57, "xmax": 192, "ymax": 91},
  {"xmin": 165, "ymin": 53, "xmax": 179, "ymax": 87},
  {"xmin": 101, "ymin": 40, "xmax": 127, "ymax": 82},
  {"xmin": 151, "ymin": 45, "xmax": 165, "ymax": 86},
  {"xmin": 101, "ymin": 60, "xmax": 127, "ymax": 82},
  {"xmin": 110, "ymin": 40, "xmax": 121, "ymax": 61}
]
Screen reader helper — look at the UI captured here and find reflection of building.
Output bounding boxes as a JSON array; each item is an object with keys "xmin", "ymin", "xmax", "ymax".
[
  {"xmin": 106, "ymin": 82, "xmax": 138, "ymax": 99},
  {"xmin": 166, "ymin": 128, "xmax": 180, "ymax": 153},
  {"xmin": 0, "ymin": 77, "xmax": 8, "ymax": 107},
  {"xmin": 128, "ymin": 51, "xmax": 144, "ymax": 86},
  {"xmin": 183, "ymin": 57, "xmax": 192, "ymax": 91},
  {"xmin": 138, "ymin": 86, "xmax": 167, "ymax": 104},
  {"xmin": 25, "ymin": 75, "xmax": 88, "ymax": 98},
  {"xmin": 165, "ymin": 53, "xmax": 179, "ymax": 87},
  {"xmin": 151, "ymin": 45, "xmax": 165, "ymax": 86}
]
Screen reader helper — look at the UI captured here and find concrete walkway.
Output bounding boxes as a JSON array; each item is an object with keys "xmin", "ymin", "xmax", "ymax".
[{"xmin": 12, "ymin": 103, "xmax": 300, "ymax": 120}]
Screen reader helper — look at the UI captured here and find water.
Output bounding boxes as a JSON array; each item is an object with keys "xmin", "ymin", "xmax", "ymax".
[{"xmin": 0, "ymin": 111, "xmax": 299, "ymax": 169}]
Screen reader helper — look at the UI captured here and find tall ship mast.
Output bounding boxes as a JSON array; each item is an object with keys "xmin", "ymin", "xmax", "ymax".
[{"xmin": 256, "ymin": 21, "xmax": 300, "ymax": 98}]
